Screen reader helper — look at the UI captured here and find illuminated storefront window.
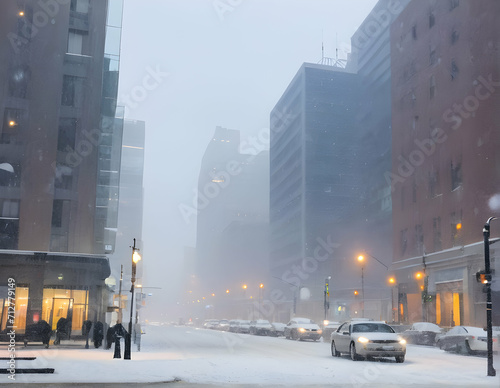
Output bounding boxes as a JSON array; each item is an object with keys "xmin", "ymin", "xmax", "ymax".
[
  {"xmin": 42, "ymin": 288, "xmax": 88, "ymax": 331},
  {"xmin": 14, "ymin": 286, "xmax": 29, "ymax": 333}
]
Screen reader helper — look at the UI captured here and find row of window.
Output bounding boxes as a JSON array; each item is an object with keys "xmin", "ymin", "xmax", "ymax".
[
  {"xmin": 400, "ymin": 161, "xmax": 462, "ymax": 209},
  {"xmin": 411, "ymin": 1, "xmax": 460, "ymax": 39},
  {"xmin": 399, "ymin": 212, "xmax": 462, "ymax": 256}
]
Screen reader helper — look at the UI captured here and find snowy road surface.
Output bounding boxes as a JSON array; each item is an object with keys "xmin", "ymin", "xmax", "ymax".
[{"xmin": 2, "ymin": 324, "xmax": 500, "ymax": 387}]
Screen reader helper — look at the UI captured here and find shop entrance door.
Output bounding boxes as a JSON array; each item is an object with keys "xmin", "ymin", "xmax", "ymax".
[{"xmin": 50, "ymin": 298, "xmax": 74, "ymax": 331}]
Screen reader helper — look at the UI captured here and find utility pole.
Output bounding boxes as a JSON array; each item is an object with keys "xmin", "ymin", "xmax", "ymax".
[{"xmin": 483, "ymin": 218, "xmax": 496, "ymax": 377}]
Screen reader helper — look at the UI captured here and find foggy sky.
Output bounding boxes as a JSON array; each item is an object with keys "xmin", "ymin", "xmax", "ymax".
[{"xmin": 117, "ymin": 0, "xmax": 378, "ymax": 320}]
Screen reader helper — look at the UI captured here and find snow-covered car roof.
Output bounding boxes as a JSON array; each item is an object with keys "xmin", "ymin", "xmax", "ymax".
[{"xmin": 411, "ymin": 322, "xmax": 442, "ymax": 333}]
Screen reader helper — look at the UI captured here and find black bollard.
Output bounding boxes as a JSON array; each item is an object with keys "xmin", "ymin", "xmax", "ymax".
[
  {"xmin": 113, "ymin": 334, "xmax": 121, "ymax": 359},
  {"xmin": 124, "ymin": 332, "xmax": 131, "ymax": 360}
]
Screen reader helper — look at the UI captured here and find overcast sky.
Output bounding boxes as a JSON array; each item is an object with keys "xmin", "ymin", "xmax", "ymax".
[{"xmin": 117, "ymin": 0, "xmax": 378, "ymax": 319}]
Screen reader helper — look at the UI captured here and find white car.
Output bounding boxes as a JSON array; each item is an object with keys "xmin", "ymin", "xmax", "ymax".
[
  {"xmin": 250, "ymin": 319, "xmax": 273, "ymax": 335},
  {"xmin": 401, "ymin": 322, "xmax": 443, "ymax": 345},
  {"xmin": 436, "ymin": 326, "xmax": 499, "ymax": 354},
  {"xmin": 284, "ymin": 317, "xmax": 322, "ymax": 341},
  {"xmin": 330, "ymin": 321, "xmax": 406, "ymax": 362},
  {"xmin": 271, "ymin": 322, "xmax": 287, "ymax": 337}
]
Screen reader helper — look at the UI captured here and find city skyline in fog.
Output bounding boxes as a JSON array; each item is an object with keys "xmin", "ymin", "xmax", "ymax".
[{"xmin": 117, "ymin": 0, "xmax": 378, "ymax": 318}]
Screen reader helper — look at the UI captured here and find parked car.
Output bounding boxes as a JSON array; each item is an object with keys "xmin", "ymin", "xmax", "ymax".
[
  {"xmin": 202, "ymin": 319, "xmax": 219, "ymax": 329},
  {"xmin": 321, "ymin": 321, "xmax": 341, "ymax": 341},
  {"xmin": 249, "ymin": 319, "xmax": 273, "ymax": 335},
  {"xmin": 270, "ymin": 322, "xmax": 286, "ymax": 337},
  {"xmin": 238, "ymin": 320, "xmax": 251, "ymax": 334},
  {"xmin": 284, "ymin": 317, "xmax": 322, "ymax": 341},
  {"xmin": 330, "ymin": 320, "xmax": 406, "ymax": 363},
  {"xmin": 229, "ymin": 319, "xmax": 241, "ymax": 333},
  {"xmin": 216, "ymin": 319, "xmax": 230, "ymax": 331},
  {"xmin": 401, "ymin": 322, "xmax": 443, "ymax": 345},
  {"xmin": 436, "ymin": 326, "xmax": 499, "ymax": 354}
]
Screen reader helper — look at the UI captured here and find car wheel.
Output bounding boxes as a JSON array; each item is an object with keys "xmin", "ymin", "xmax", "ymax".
[
  {"xmin": 291, "ymin": 330, "xmax": 298, "ymax": 340},
  {"xmin": 350, "ymin": 342, "xmax": 361, "ymax": 361},
  {"xmin": 331, "ymin": 341, "xmax": 340, "ymax": 357},
  {"xmin": 395, "ymin": 355, "xmax": 405, "ymax": 363},
  {"xmin": 464, "ymin": 340, "xmax": 474, "ymax": 355},
  {"xmin": 285, "ymin": 331, "xmax": 290, "ymax": 339}
]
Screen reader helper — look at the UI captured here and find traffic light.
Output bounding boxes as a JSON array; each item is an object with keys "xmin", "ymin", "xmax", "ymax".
[{"xmin": 476, "ymin": 271, "xmax": 491, "ymax": 284}]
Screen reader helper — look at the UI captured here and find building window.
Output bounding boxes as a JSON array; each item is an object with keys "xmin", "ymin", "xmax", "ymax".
[
  {"xmin": 450, "ymin": 0, "xmax": 459, "ymax": 11},
  {"xmin": 430, "ymin": 75, "xmax": 436, "ymax": 99},
  {"xmin": 451, "ymin": 29, "xmax": 459, "ymax": 45},
  {"xmin": 451, "ymin": 60, "xmax": 459, "ymax": 80},
  {"xmin": 429, "ymin": 12, "xmax": 435, "ymax": 28},
  {"xmin": 429, "ymin": 169, "xmax": 439, "ymax": 198},
  {"xmin": 54, "ymin": 164, "xmax": 74, "ymax": 190},
  {"xmin": 412, "ymin": 25, "xmax": 417, "ymax": 40},
  {"xmin": 400, "ymin": 228, "xmax": 408, "ymax": 256},
  {"xmin": 0, "ymin": 162, "xmax": 20, "ymax": 187},
  {"xmin": 451, "ymin": 161, "xmax": 462, "ymax": 190},
  {"xmin": 70, "ymin": 0, "xmax": 90, "ymax": 13},
  {"xmin": 415, "ymin": 224, "xmax": 424, "ymax": 255},
  {"xmin": 1, "ymin": 108, "xmax": 23, "ymax": 144},
  {"xmin": 412, "ymin": 115, "xmax": 419, "ymax": 131},
  {"xmin": 51, "ymin": 200, "xmax": 70, "ymax": 228},
  {"xmin": 61, "ymin": 75, "xmax": 84, "ymax": 107},
  {"xmin": 430, "ymin": 49, "xmax": 437, "ymax": 66},
  {"xmin": 433, "ymin": 217, "xmax": 442, "ymax": 251},
  {"xmin": 67, "ymin": 30, "xmax": 84, "ymax": 54},
  {"xmin": 8, "ymin": 66, "xmax": 30, "ymax": 99},
  {"xmin": 1, "ymin": 200, "xmax": 19, "ymax": 218},
  {"xmin": 57, "ymin": 118, "xmax": 78, "ymax": 151}
]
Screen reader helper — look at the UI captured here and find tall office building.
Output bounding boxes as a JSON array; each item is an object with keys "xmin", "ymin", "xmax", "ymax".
[
  {"xmin": 390, "ymin": 0, "xmax": 500, "ymax": 326},
  {"xmin": 107, "ymin": 119, "xmax": 145, "ymax": 324},
  {"xmin": 195, "ymin": 126, "xmax": 269, "ymax": 318},
  {"xmin": 269, "ymin": 63, "xmax": 360, "ymax": 322},
  {"xmin": 109, "ymin": 119, "xmax": 145, "ymax": 276},
  {"xmin": 0, "ymin": 0, "xmax": 124, "ymax": 335}
]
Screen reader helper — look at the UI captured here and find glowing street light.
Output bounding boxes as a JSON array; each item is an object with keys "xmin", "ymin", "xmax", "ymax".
[{"xmin": 124, "ymin": 238, "xmax": 140, "ymax": 360}]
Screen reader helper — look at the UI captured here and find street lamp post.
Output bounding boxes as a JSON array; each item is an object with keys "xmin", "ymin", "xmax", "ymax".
[
  {"xmin": 259, "ymin": 283, "xmax": 264, "ymax": 318},
  {"xmin": 388, "ymin": 277, "xmax": 396, "ymax": 323},
  {"xmin": 124, "ymin": 238, "xmax": 141, "ymax": 360},
  {"xmin": 324, "ymin": 276, "xmax": 331, "ymax": 321},
  {"xmin": 357, "ymin": 256, "xmax": 365, "ymax": 317},
  {"xmin": 483, "ymin": 217, "xmax": 497, "ymax": 377},
  {"xmin": 357, "ymin": 253, "xmax": 390, "ymax": 320}
]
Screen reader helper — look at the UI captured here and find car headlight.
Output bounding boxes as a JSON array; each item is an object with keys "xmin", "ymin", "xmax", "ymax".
[
  {"xmin": 357, "ymin": 336, "xmax": 370, "ymax": 343},
  {"xmin": 317, "ymin": 329, "xmax": 322, "ymax": 334},
  {"xmin": 398, "ymin": 337, "xmax": 407, "ymax": 345},
  {"xmin": 298, "ymin": 327, "xmax": 306, "ymax": 333}
]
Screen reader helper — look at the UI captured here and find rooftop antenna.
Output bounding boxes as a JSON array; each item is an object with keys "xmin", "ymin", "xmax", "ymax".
[
  {"xmin": 318, "ymin": 31, "xmax": 347, "ymax": 69},
  {"xmin": 336, "ymin": 33, "xmax": 338, "ymax": 60},
  {"xmin": 321, "ymin": 29, "xmax": 324, "ymax": 61}
]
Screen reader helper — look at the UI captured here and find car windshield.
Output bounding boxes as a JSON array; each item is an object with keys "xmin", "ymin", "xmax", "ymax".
[
  {"xmin": 353, "ymin": 324, "xmax": 395, "ymax": 333},
  {"xmin": 1, "ymin": 1, "xmax": 499, "ymax": 387}
]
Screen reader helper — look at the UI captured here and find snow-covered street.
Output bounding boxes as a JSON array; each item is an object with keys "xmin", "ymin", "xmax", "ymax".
[{"xmin": 2, "ymin": 324, "xmax": 500, "ymax": 387}]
